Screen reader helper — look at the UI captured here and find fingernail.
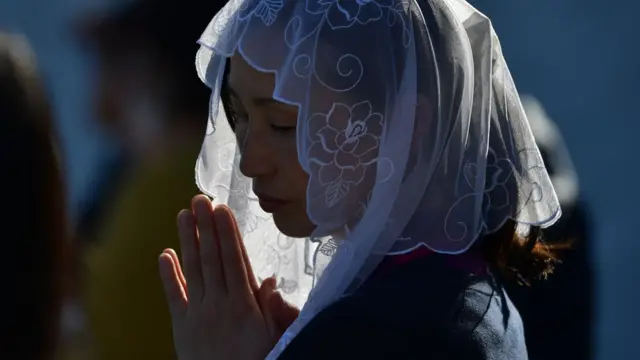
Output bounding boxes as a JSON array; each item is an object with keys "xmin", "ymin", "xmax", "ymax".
[
  {"xmin": 178, "ymin": 211, "xmax": 192, "ymax": 226},
  {"xmin": 177, "ymin": 209, "xmax": 189, "ymax": 219}
]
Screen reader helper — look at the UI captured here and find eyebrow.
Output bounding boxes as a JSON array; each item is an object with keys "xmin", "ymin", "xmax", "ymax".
[{"xmin": 227, "ymin": 84, "xmax": 292, "ymax": 110}]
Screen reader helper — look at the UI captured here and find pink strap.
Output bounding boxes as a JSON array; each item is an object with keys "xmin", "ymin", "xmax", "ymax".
[{"xmin": 375, "ymin": 246, "xmax": 487, "ymax": 278}]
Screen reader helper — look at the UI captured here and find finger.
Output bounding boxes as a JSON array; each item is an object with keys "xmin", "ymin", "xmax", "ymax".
[
  {"xmin": 159, "ymin": 252, "xmax": 188, "ymax": 318},
  {"xmin": 257, "ymin": 277, "xmax": 278, "ymax": 333},
  {"xmin": 193, "ymin": 195, "xmax": 226, "ymax": 297},
  {"xmin": 231, "ymin": 211, "xmax": 259, "ymax": 292},
  {"xmin": 165, "ymin": 248, "xmax": 187, "ymax": 293},
  {"xmin": 177, "ymin": 209, "xmax": 204, "ymax": 302},
  {"xmin": 214, "ymin": 205, "xmax": 253, "ymax": 297}
]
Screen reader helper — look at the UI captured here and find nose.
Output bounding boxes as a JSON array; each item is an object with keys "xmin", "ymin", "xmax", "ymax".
[{"xmin": 238, "ymin": 127, "xmax": 275, "ymax": 179}]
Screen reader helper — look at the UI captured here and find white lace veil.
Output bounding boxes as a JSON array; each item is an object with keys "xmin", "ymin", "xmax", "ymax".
[
  {"xmin": 194, "ymin": 0, "xmax": 561, "ymax": 357},
  {"xmin": 522, "ymin": 95, "xmax": 579, "ymax": 206}
]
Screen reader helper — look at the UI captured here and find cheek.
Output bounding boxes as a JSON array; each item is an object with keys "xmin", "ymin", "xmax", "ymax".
[
  {"xmin": 276, "ymin": 137, "xmax": 310, "ymax": 189},
  {"xmin": 233, "ymin": 121, "xmax": 260, "ymax": 152}
]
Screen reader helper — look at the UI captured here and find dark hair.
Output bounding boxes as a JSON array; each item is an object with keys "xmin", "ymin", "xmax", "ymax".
[
  {"xmin": 480, "ymin": 220, "xmax": 570, "ymax": 286},
  {"xmin": 78, "ymin": 0, "xmax": 228, "ymax": 122},
  {"xmin": 0, "ymin": 33, "xmax": 67, "ymax": 359}
]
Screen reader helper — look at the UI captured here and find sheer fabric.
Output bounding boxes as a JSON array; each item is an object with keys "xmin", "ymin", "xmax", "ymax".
[{"xmin": 194, "ymin": 1, "xmax": 561, "ymax": 357}]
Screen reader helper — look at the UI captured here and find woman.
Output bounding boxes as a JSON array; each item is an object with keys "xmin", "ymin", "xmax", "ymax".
[
  {"xmin": 159, "ymin": 0, "xmax": 563, "ymax": 358},
  {"xmin": 0, "ymin": 32, "xmax": 67, "ymax": 359}
]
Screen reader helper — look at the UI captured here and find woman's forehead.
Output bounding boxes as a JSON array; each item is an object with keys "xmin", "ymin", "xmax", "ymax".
[{"xmin": 228, "ymin": 53, "xmax": 276, "ymax": 99}]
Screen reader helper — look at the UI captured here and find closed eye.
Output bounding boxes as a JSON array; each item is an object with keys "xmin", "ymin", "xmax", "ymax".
[{"xmin": 270, "ymin": 124, "xmax": 296, "ymax": 134}]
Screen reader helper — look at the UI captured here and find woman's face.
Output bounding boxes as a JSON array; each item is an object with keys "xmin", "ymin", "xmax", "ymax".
[{"xmin": 227, "ymin": 53, "xmax": 315, "ymax": 238}]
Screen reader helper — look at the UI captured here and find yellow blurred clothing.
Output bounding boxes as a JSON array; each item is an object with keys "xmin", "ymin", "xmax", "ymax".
[{"xmin": 83, "ymin": 144, "xmax": 200, "ymax": 360}]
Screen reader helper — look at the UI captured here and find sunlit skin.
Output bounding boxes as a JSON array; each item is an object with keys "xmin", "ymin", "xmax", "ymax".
[
  {"xmin": 158, "ymin": 53, "xmax": 370, "ymax": 359},
  {"xmin": 159, "ymin": 196, "xmax": 299, "ymax": 360},
  {"xmin": 227, "ymin": 53, "xmax": 316, "ymax": 238}
]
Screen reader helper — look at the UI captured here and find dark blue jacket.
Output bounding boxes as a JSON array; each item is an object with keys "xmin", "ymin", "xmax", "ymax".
[{"xmin": 279, "ymin": 254, "xmax": 527, "ymax": 359}]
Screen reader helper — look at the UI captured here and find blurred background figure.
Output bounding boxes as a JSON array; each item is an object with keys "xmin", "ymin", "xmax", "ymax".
[
  {"xmin": 505, "ymin": 95, "xmax": 594, "ymax": 360},
  {"xmin": 72, "ymin": 0, "xmax": 227, "ymax": 359},
  {"xmin": 0, "ymin": 32, "xmax": 68, "ymax": 360}
]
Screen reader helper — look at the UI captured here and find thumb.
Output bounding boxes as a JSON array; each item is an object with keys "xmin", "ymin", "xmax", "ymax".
[
  {"xmin": 257, "ymin": 276, "xmax": 278, "ymax": 311},
  {"xmin": 257, "ymin": 277, "xmax": 280, "ymax": 335},
  {"xmin": 267, "ymin": 291, "xmax": 299, "ymax": 333},
  {"xmin": 257, "ymin": 277, "xmax": 299, "ymax": 335}
]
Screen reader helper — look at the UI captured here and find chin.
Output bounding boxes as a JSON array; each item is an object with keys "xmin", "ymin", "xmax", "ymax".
[{"xmin": 272, "ymin": 211, "xmax": 316, "ymax": 238}]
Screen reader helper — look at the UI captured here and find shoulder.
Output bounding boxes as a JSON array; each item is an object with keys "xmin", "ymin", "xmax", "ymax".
[
  {"xmin": 279, "ymin": 255, "xmax": 528, "ymax": 360},
  {"xmin": 449, "ymin": 276, "xmax": 528, "ymax": 359}
]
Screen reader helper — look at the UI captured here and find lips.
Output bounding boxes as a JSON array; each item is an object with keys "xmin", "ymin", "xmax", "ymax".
[{"xmin": 255, "ymin": 193, "xmax": 289, "ymax": 213}]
